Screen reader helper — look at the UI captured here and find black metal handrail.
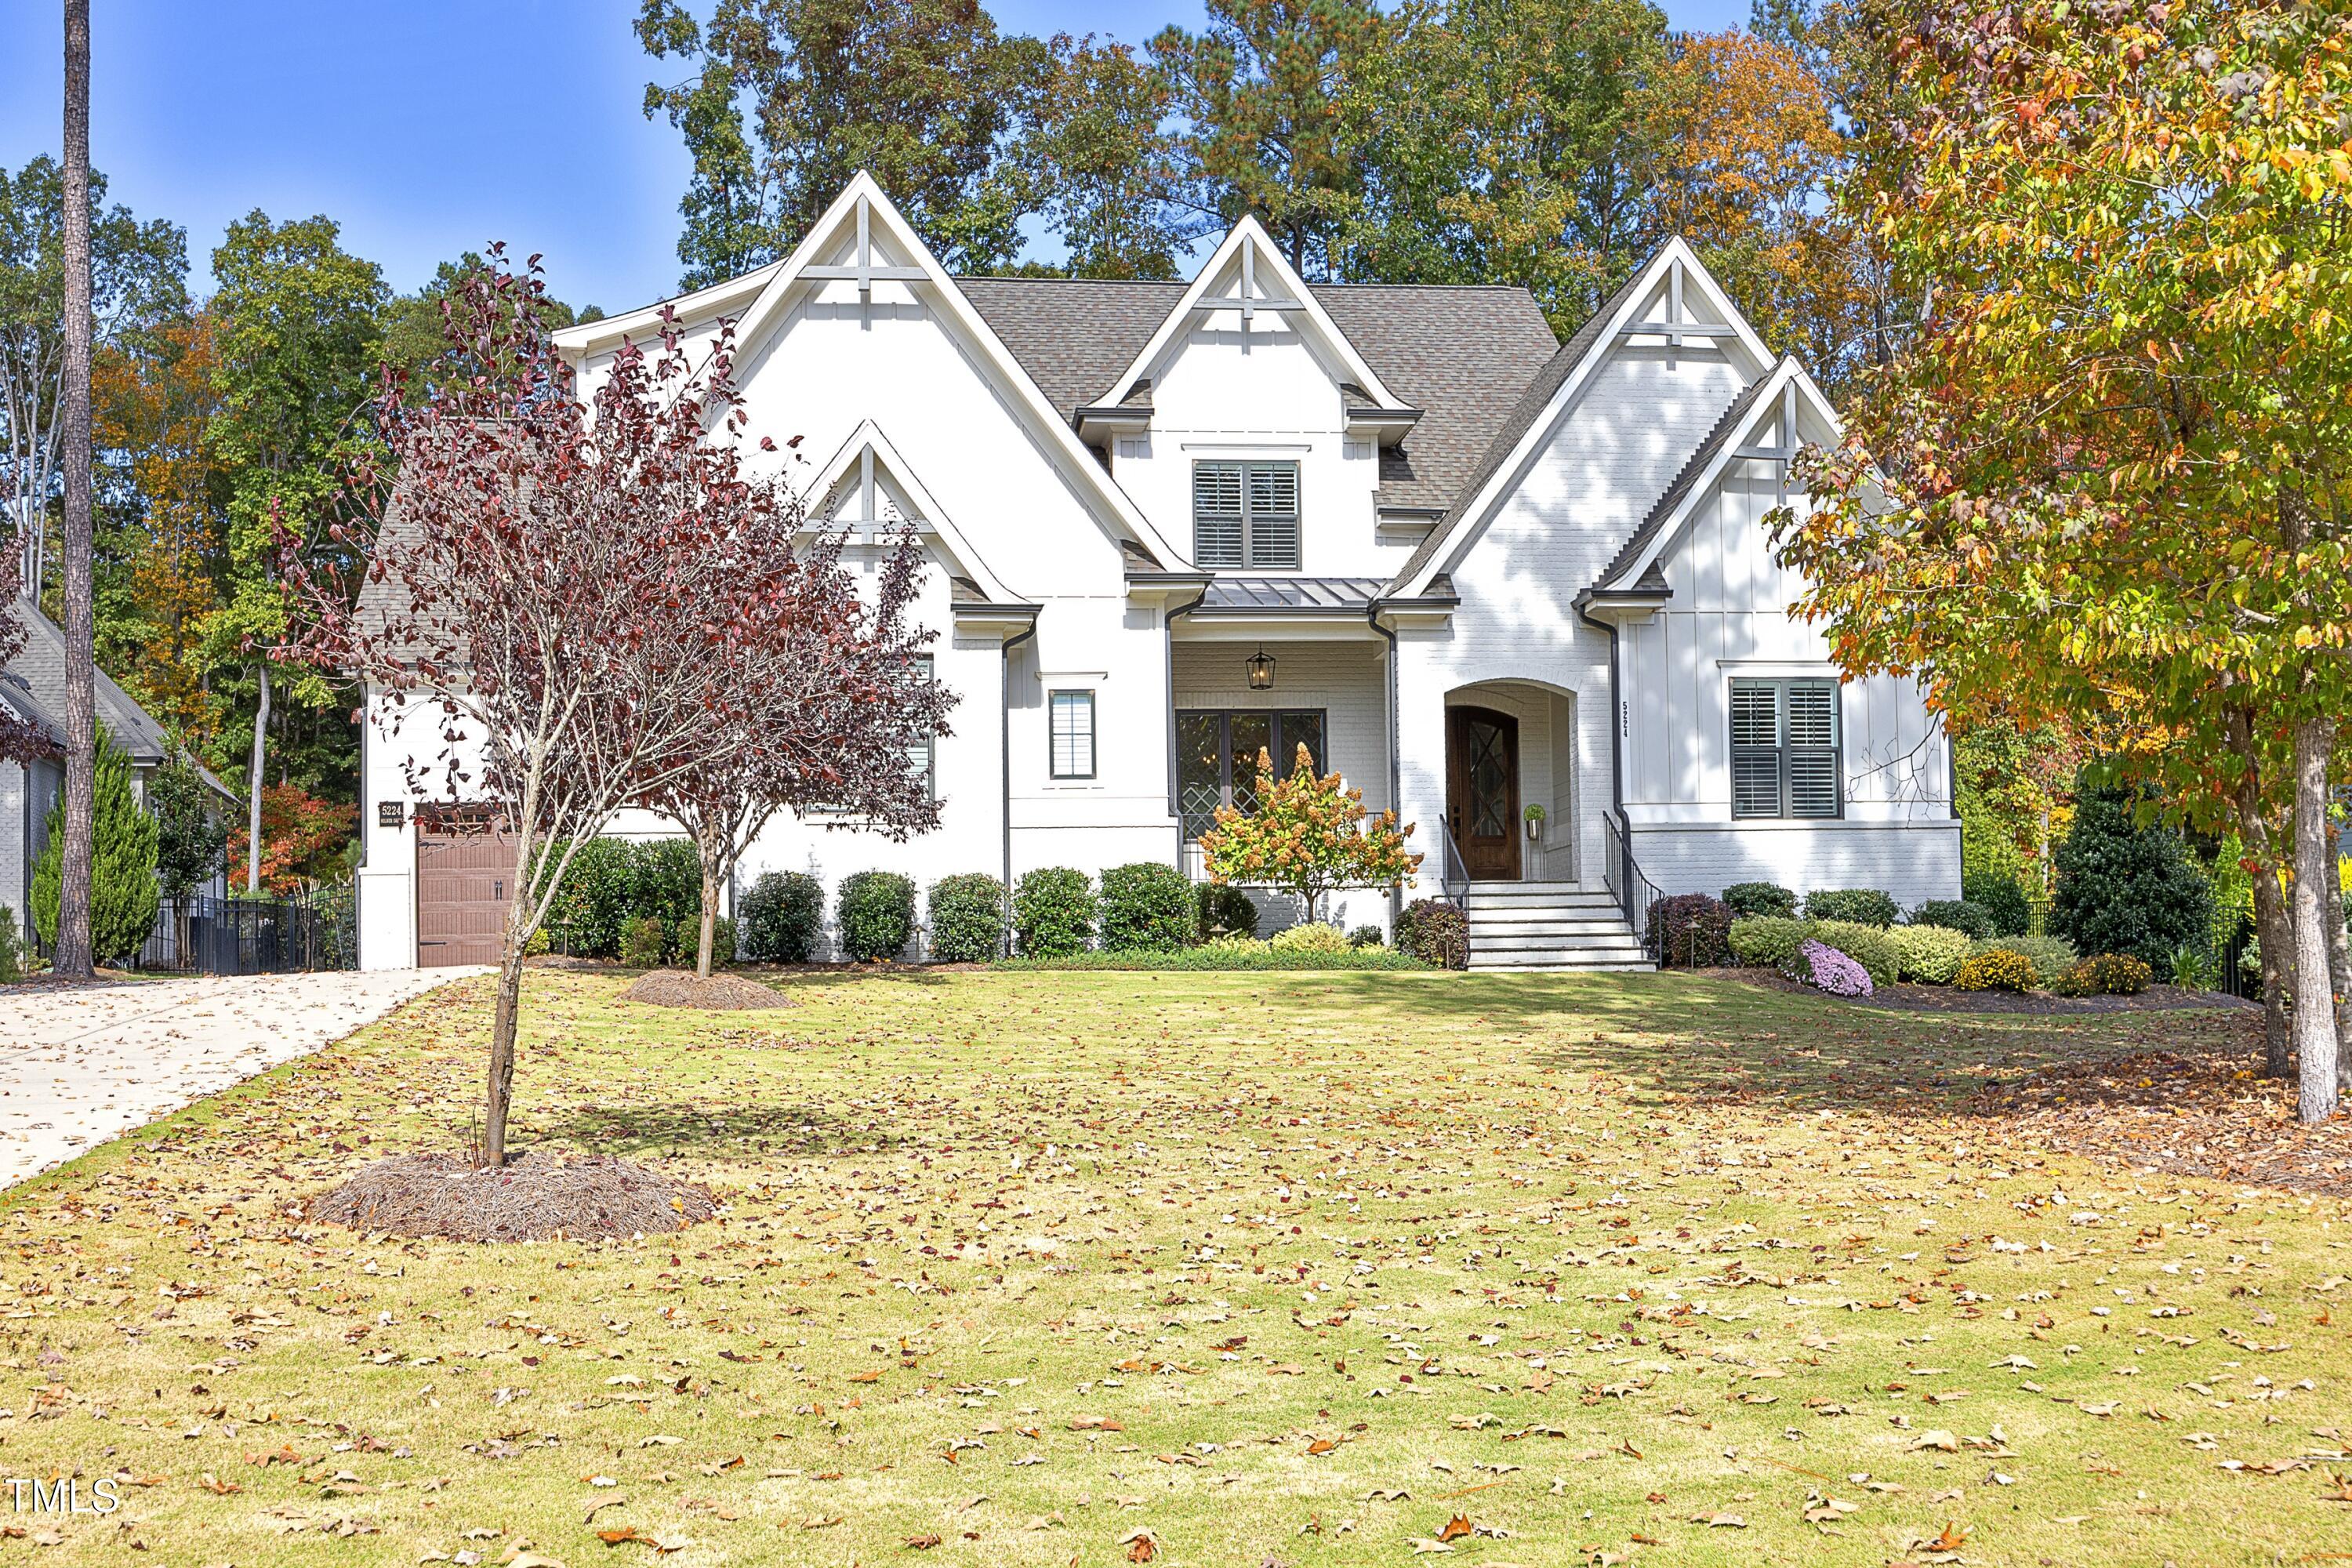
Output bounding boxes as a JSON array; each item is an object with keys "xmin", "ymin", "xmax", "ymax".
[
  {"xmin": 1601, "ymin": 811, "xmax": 1664, "ymax": 956},
  {"xmin": 1438, "ymin": 818, "xmax": 1471, "ymax": 909}
]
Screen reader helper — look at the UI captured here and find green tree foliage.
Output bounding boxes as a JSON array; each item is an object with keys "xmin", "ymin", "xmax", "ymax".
[
  {"xmin": 29, "ymin": 726, "xmax": 158, "ymax": 964},
  {"xmin": 2050, "ymin": 786, "xmax": 2216, "ymax": 971},
  {"xmin": 1013, "ymin": 35, "xmax": 1185, "ymax": 279},
  {"xmin": 379, "ymin": 251, "xmax": 597, "ymax": 394},
  {"xmin": 1151, "ymin": 0, "xmax": 1389, "ymax": 278},
  {"xmin": 149, "ymin": 748, "xmax": 222, "ymax": 901},
  {"xmin": 637, "ymin": 0, "xmax": 1035, "ymax": 282},
  {"xmin": 0, "ymin": 156, "xmax": 187, "ymax": 602},
  {"xmin": 203, "ymin": 210, "xmax": 388, "ymax": 808},
  {"xmin": 1348, "ymin": 0, "xmax": 1666, "ymax": 322}
]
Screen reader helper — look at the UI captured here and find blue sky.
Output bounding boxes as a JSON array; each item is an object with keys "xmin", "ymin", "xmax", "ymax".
[{"xmin": 0, "ymin": 0, "xmax": 1750, "ymax": 315}]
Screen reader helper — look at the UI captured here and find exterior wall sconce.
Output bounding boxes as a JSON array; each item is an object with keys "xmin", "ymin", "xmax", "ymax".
[{"xmin": 1246, "ymin": 646, "xmax": 1276, "ymax": 691}]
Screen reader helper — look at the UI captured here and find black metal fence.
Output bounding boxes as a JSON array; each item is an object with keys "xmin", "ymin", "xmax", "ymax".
[{"xmin": 132, "ymin": 886, "xmax": 358, "ymax": 976}]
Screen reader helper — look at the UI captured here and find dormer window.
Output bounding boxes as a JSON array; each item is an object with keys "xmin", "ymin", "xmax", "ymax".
[{"xmin": 1192, "ymin": 460, "xmax": 1300, "ymax": 570}]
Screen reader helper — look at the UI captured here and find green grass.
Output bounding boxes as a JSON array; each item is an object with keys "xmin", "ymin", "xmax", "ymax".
[{"xmin": 2, "ymin": 968, "xmax": 2347, "ymax": 1566}]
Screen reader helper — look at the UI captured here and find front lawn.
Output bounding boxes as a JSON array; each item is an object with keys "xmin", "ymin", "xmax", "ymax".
[{"xmin": 5, "ymin": 969, "xmax": 2347, "ymax": 1565}]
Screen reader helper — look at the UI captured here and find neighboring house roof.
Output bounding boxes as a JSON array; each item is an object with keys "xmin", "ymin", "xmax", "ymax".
[
  {"xmin": 1196, "ymin": 575, "xmax": 1389, "ymax": 612},
  {"xmin": 955, "ymin": 276, "xmax": 1559, "ymax": 522},
  {"xmin": 0, "ymin": 670, "xmax": 64, "ymax": 750},
  {"xmin": 3, "ymin": 601, "xmax": 170, "ymax": 766}
]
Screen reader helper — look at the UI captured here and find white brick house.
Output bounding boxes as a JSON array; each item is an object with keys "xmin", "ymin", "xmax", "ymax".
[{"xmin": 355, "ymin": 176, "xmax": 1958, "ymax": 971}]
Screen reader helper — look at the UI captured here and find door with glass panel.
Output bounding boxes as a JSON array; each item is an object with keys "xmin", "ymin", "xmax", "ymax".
[{"xmin": 1445, "ymin": 706, "xmax": 1520, "ymax": 880}]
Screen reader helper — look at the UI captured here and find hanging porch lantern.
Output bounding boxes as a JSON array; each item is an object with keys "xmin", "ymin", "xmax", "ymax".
[{"xmin": 1246, "ymin": 646, "xmax": 1276, "ymax": 691}]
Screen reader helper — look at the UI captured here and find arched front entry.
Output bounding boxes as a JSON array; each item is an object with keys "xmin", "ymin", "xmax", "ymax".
[{"xmin": 1446, "ymin": 705, "xmax": 1520, "ymax": 880}]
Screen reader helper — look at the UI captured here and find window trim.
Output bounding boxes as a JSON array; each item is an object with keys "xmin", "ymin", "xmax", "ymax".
[
  {"xmin": 1175, "ymin": 707, "xmax": 1330, "ymax": 839},
  {"xmin": 1048, "ymin": 689, "xmax": 1098, "ymax": 780},
  {"xmin": 1729, "ymin": 676, "xmax": 1842, "ymax": 820},
  {"xmin": 1191, "ymin": 459, "xmax": 1302, "ymax": 571}
]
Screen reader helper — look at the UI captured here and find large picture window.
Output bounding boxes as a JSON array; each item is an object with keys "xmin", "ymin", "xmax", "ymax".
[
  {"xmin": 1049, "ymin": 690, "xmax": 1096, "ymax": 779},
  {"xmin": 1176, "ymin": 709, "xmax": 1327, "ymax": 838},
  {"xmin": 1730, "ymin": 677, "xmax": 1841, "ymax": 818},
  {"xmin": 1192, "ymin": 460, "xmax": 1301, "ymax": 570}
]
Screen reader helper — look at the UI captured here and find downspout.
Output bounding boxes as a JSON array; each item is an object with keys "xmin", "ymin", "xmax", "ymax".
[
  {"xmin": 1163, "ymin": 586, "xmax": 1208, "ymax": 855},
  {"xmin": 1573, "ymin": 596, "xmax": 1628, "ymax": 895},
  {"xmin": 1366, "ymin": 599, "xmax": 1403, "ymax": 927},
  {"xmin": 1000, "ymin": 619, "xmax": 1037, "ymax": 957}
]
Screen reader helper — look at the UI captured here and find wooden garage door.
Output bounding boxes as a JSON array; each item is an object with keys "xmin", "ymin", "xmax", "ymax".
[{"xmin": 416, "ymin": 827, "xmax": 516, "ymax": 967}]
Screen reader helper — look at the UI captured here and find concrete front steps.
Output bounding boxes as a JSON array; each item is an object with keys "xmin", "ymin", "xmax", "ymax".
[{"xmin": 1465, "ymin": 881, "xmax": 1654, "ymax": 972}]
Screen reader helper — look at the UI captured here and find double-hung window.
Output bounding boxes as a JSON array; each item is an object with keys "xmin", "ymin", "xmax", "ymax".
[
  {"xmin": 1050, "ymin": 690, "xmax": 1096, "ymax": 779},
  {"xmin": 1192, "ymin": 460, "xmax": 1301, "ymax": 569},
  {"xmin": 1730, "ymin": 677, "xmax": 1841, "ymax": 818}
]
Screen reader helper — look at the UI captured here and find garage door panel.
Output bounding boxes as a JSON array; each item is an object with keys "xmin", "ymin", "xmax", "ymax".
[{"xmin": 417, "ymin": 829, "xmax": 516, "ymax": 967}]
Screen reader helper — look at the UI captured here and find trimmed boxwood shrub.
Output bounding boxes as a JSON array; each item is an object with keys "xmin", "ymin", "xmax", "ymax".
[
  {"xmin": 1648, "ymin": 892, "xmax": 1733, "ymax": 967},
  {"xmin": 997, "ymin": 944, "xmax": 1426, "ymax": 971},
  {"xmin": 619, "ymin": 914, "xmax": 666, "ymax": 968},
  {"xmin": 1955, "ymin": 947, "xmax": 2037, "ymax": 992},
  {"xmin": 1348, "ymin": 925, "xmax": 1385, "ymax": 949},
  {"xmin": 1889, "ymin": 924, "xmax": 1973, "ymax": 984},
  {"xmin": 631, "ymin": 839, "xmax": 703, "ymax": 962},
  {"xmin": 1722, "ymin": 880, "xmax": 1798, "ymax": 919},
  {"xmin": 838, "ymin": 871, "xmax": 917, "ymax": 961},
  {"xmin": 739, "ymin": 870, "xmax": 823, "ymax": 962},
  {"xmin": 1911, "ymin": 898, "xmax": 1993, "ymax": 941},
  {"xmin": 1099, "ymin": 862, "xmax": 1196, "ymax": 952},
  {"xmin": 1014, "ymin": 867, "xmax": 1096, "ymax": 957},
  {"xmin": 1963, "ymin": 870, "xmax": 2033, "ymax": 938},
  {"xmin": 927, "ymin": 873, "xmax": 1006, "ymax": 963},
  {"xmin": 1395, "ymin": 898, "xmax": 1468, "ymax": 969},
  {"xmin": 2049, "ymin": 786, "xmax": 2215, "ymax": 968},
  {"xmin": 1802, "ymin": 887, "xmax": 1900, "ymax": 927},
  {"xmin": 1729, "ymin": 915, "xmax": 1807, "ymax": 970},
  {"xmin": 1196, "ymin": 882, "xmax": 1259, "ymax": 941}
]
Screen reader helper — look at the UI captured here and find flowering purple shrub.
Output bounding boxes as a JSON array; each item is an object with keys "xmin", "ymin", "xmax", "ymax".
[{"xmin": 1795, "ymin": 938, "xmax": 1874, "ymax": 997}]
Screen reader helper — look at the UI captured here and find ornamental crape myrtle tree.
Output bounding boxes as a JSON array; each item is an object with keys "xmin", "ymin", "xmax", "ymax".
[
  {"xmin": 1198, "ymin": 742, "xmax": 1418, "ymax": 925},
  {"xmin": 283, "ymin": 248, "xmax": 913, "ymax": 1167},
  {"xmin": 1774, "ymin": 0, "xmax": 2352, "ymax": 1121},
  {"xmin": 643, "ymin": 520, "xmax": 952, "ymax": 980}
]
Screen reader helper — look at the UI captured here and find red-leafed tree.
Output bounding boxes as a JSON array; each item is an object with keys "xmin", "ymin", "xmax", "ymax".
[
  {"xmin": 281, "ymin": 246, "xmax": 935, "ymax": 1166},
  {"xmin": 643, "ymin": 517, "xmax": 951, "ymax": 979}
]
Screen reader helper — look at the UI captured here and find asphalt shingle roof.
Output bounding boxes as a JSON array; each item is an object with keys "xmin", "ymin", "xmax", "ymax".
[
  {"xmin": 2, "ymin": 601, "xmax": 170, "ymax": 765},
  {"xmin": 956, "ymin": 276, "xmax": 1560, "ymax": 526}
]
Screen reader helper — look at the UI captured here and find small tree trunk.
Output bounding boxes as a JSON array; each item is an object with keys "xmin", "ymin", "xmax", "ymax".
[
  {"xmin": 696, "ymin": 862, "xmax": 719, "ymax": 978},
  {"xmin": 51, "ymin": 0, "xmax": 95, "ymax": 980},
  {"xmin": 245, "ymin": 659, "xmax": 270, "ymax": 892},
  {"xmin": 2252, "ymin": 861, "xmax": 2292, "ymax": 1077},
  {"xmin": 2329, "ymin": 823, "xmax": 2352, "ymax": 1098},
  {"xmin": 2292, "ymin": 717, "xmax": 2339, "ymax": 1124},
  {"xmin": 482, "ymin": 938, "xmax": 525, "ymax": 1167}
]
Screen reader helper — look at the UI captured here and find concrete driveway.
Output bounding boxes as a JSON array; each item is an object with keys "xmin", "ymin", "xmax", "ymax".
[{"xmin": 0, "ymin": 967, "xmax": 485, "ymax": 1188}]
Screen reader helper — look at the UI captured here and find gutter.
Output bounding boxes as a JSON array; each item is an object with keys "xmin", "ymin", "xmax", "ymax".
[
  {"xmin": 1572, "ymin": 591, "xmax": 1631, "ymax": 865},
  {"xmin": 999, "ymin": 617, "xmax": 1039, "ymax": 957},
  {"xmin": 1366, "ymin": 599, "xmax": 1403, "ymax": 927}
]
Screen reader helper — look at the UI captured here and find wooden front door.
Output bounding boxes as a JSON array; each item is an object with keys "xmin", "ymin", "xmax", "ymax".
[
  {"xmin": 1446, "ymin": 706, "xmax": 1521, "ymax": 881},
  {"xmin": 416, "ymin": 826, "xmax": 516, "ymax": 967}
]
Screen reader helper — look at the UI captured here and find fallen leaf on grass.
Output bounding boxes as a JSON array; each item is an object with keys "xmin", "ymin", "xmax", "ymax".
[
  {"xmin": 1907, "ymin": 1431, "xmax": 1960, "ymax": 1453},
  {"xmin": 1439, "ymin": 1515, "xmax": 1475, "ymax": 1542}
]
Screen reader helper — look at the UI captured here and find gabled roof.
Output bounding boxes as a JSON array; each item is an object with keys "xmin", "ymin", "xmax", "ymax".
[
  {"xmin": 1592, "ymin": 355, "xmax": 1842, "ymax": 593},
  {"xmin": 1094, "ymin": 217, "xmax": 1414, "ymax": 415},
  {"xmin": 555, "ymin": 173, "xmax": 1192, "ymax": 572},
  {"xmin": 958, "ymin": 278, "xmax": 1557, "ymax": 521},
  {"xmin": 3, "ymin": 600, "xmax": 170, "ymax": 766},
  {"xmin": 800, "ymin": 419, "xmax": 1018, "ymax": 604},
  {"xmin": 1383, "ymin": 238, "xmax": 1776, "ymax": 599}
]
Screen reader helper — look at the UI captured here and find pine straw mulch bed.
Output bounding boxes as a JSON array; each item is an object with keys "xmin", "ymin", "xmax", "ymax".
[
  {"xmin": 310, "ymin": 1152, "xmax": 718, "ymax": 1241},
  {"xmin": 619, "ymin": 969, "xmax": 793, "ymax": 1009},
  {"xmin": 1963, "ymin": 1008, "xmax": 2352, "ymax": 1196}
]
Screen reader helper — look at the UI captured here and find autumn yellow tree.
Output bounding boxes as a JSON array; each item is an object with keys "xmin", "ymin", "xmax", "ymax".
[
  {"xmin": 92, "ymin": 312, "xmax": 223, "ymax": 741},
  {"xmin": 1199, "ymin": 742, "xmax": 1419, "ymax": 925}
]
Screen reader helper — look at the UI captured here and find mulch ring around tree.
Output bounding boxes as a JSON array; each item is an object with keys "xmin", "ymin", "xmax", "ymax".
[
  {"xmin": 619, "ymin": 969, "xmax": 793, "ymax": 1009},
  {"xmin": 310, "ymin": 1152, "xmax": 717, "ymax": 1241}
]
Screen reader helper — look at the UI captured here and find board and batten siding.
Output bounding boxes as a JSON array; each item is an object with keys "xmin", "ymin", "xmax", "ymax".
[
  {"xmin": 1396, "ymin": 340, "xmax": 1753, "ymax": 900},
  {"xmin": 1618, "ymin": 457, "xmax": 1960, "ymax": 906}
]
